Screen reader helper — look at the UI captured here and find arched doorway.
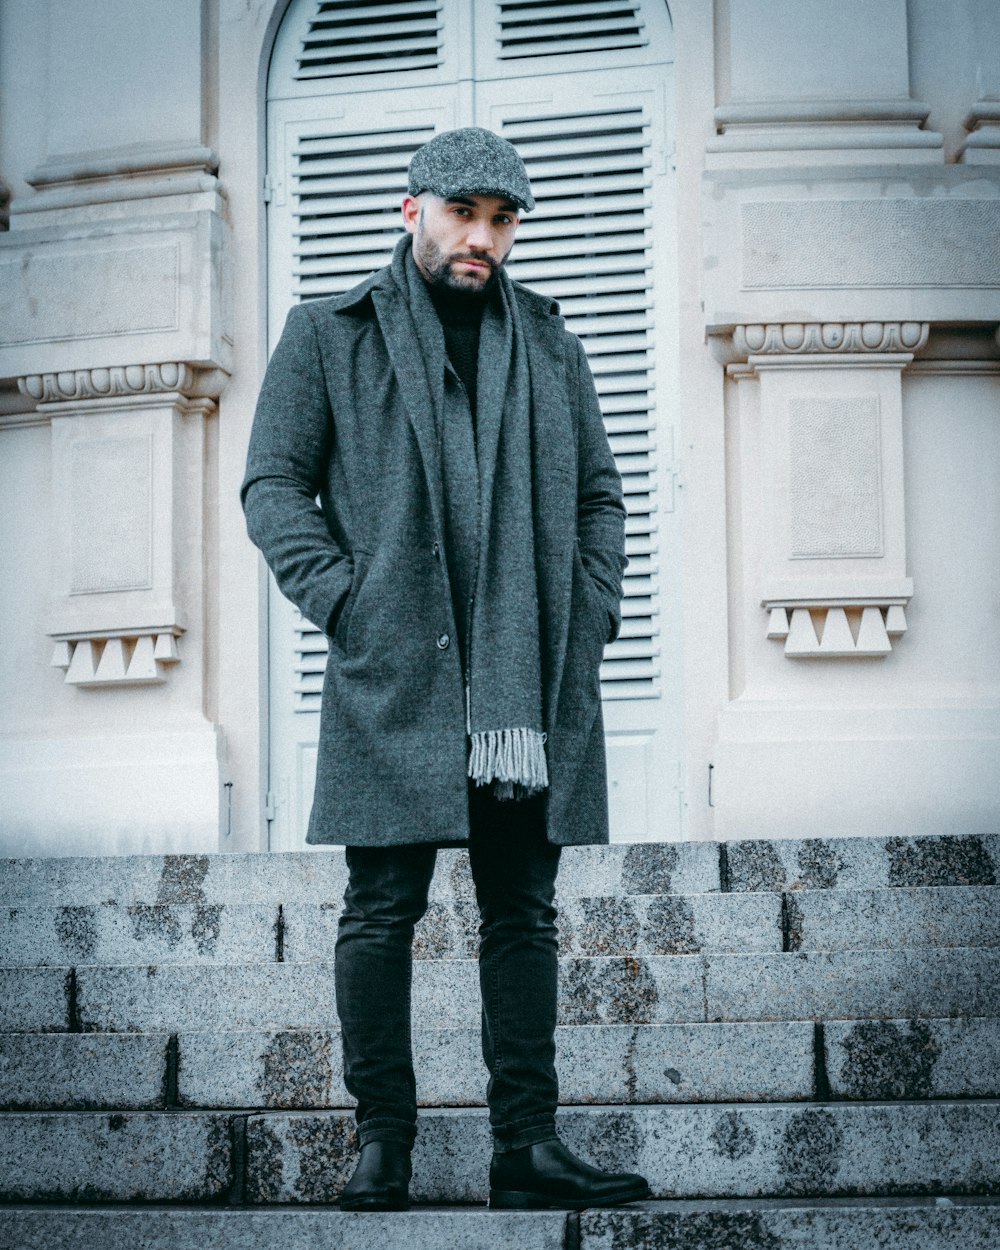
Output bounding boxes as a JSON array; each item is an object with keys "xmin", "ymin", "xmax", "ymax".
[{"xmin": 264, "ymin": 0, "xmax": 681, "ymax": 848}]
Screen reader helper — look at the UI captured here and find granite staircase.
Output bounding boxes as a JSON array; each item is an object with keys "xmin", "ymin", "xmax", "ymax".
[{"xmin": 1, "ymin": 832, "xmax": 998, "ymax": 1249}]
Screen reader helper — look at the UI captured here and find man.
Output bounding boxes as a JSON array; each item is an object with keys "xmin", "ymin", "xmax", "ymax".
[{"xmin": 242, "ymin": 128, "xmax": 650, "ymax": 1212}]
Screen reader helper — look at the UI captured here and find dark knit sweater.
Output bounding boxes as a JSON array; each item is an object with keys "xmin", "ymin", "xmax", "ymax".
[{"xmin": 427, "ymin": 282, "xmax": 487, "ymax": 416}]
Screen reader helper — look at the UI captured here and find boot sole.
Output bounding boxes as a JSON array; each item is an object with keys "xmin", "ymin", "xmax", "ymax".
[
  {"xmin": 489, "ymin": 1183, "xmax": 650, "ymax": 1211},
  {"xmin": 338, "ymin": 1196, "xmax": 410, "ymax": 1212}
]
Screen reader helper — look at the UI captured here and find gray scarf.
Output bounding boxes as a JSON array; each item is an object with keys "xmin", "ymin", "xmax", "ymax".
[{"xmin": 388, "ymin": 236, "xmax": 547, "ymax": 799}]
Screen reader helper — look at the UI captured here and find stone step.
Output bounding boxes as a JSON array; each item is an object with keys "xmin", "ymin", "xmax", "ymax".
[
  {"xmin": 0, "ymin": 1207, "xmax": 569, "ymax": 1250},
  {"xmin": 250, "ymin": 1101, "xmax": 1000, "ymax": 1204},
  {"xmin": 0, "ymin": 843, "xmax": 717, "ymax": 907},
  {"xmin": 3, "ymin": 1101, "xmax": 998, "ymax": 1203},
  {"xmin": 2, "ymin": 832, "xmax": 995, "ymax": 909},
  {"xmin": 0, "ymin": 892, "xmax": 782, "ymax": 968},
  {"xmin": 5, "ymin": 1017, "xmax": 996, "ymax": 1112},
  {"xmin": 3, "ymin": 1199, "xmax": 999, "ymax": 1250},
  {"xmin": 5, "ymin": 882, "xmax": 995, "ymax": 969},
  {"xmin": 5, "ymin": 947, "xmax": 994, "ymax": 1034},
  {"xmin": 0, "ymin": 1022, "xmax": 814, "ymax": 1110},
  {"xmin": 579, "ymin": 1198, "xmax": 1000, "ymax": 1250},
  {"xmin": 30, "ymin": 947, "xmax": 989, "ymax": 1034}
]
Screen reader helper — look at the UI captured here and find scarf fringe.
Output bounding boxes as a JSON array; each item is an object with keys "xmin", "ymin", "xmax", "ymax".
[{"xmin": 468, "ymin": 726, "xmax": 548, "ymax": 801}]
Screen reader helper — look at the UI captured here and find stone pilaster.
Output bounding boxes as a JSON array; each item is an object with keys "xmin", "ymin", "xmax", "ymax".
[
  {"xmin": 723, "ymin": 322, "xmax": 927, "ymax": 658},
  {"xmin": 18, "ymin": 364, "xmax": 225, "ymax": 688}
]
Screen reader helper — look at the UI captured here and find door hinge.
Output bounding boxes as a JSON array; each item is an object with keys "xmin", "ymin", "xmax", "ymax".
[
  {"xmin": 262, "ymin": 174, "xmax": 274, "ymax": 204},
  {"xmin": 264, "ymin": 790, "xmax": 277, "ymax": 822}
]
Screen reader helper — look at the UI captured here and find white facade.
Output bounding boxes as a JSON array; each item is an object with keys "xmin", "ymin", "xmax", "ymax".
[{"xmin": 0, "ymin": 0, "xmax": 997, "ymax": 857}]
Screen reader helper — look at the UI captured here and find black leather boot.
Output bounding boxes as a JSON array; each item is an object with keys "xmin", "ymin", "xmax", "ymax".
[
  {"xmin": 489, "ymin": 1138, "xmax": 651, "ymax": 1210},
  {"xmin": 338, "ymin": 1141, "xmax": 412, "ymax": 1211}
]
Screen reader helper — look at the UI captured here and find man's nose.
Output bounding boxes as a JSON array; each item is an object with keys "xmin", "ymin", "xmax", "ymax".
[{"xmin": 465, "ymin": 219, "xmax": 494, "ymax": 251}]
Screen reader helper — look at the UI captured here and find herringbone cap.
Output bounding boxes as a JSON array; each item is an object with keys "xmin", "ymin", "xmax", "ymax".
[{"xmin": 407, "ymin": 127, "xmax": 535, "ymax": 213}]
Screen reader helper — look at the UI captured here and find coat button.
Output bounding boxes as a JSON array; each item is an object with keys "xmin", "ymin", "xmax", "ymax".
[
  {"xmin": 432, "ymin": 541, "xmax": 440, "ymax": 559},
  {"xmin": 436, "ymin": 633, "xmax": 450, "ymax": 650}
]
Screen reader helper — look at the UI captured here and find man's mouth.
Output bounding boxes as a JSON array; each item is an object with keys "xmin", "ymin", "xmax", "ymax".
[{"xmin": 454, "ymin": 256, "xmax": 492, "ymax": 273}]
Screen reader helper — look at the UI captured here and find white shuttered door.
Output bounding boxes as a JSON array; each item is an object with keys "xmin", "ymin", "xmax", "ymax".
[{"xmin": 265, "ymin": 0, "xmax": 681, "ymax": 849}]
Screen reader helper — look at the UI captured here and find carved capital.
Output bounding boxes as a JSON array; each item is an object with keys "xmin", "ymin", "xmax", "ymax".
[
  {"xmin": 732, "ymin": 322, "xmax": 929, "ymax": 359},
  {"xmin": 18, "ymin": 363, "xmax": 228, "ymax": 404}
]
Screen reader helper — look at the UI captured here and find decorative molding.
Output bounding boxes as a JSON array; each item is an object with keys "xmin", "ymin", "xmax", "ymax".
[
  {"xmin": 732, "ymin": 322, "xmax": 929, "ymax": 359},
  {"xmin": 51, "ymin": 627, "xmax": 183, "ymax": 687},
  {"xmin": 9, "ymin": 145, "xmax": 222, "ymax": 217},
  {"xmin": 959, "ymin": 100, "xmax": 1000, "ymax": 164},
  {"xmin": 709, "ymin": 100, "xmax": 942, "ymax": 157},
  {"xmin": 27, "ymin": 143, "xmax": 219, "ymax": 189},
  {"xmin": 765, "ymin": 603, "xmax": 908, "ymax": 658},
  {"xmin": 715, "ymin": 100, "xmax": 932, "ymax": 129},
  {"xmin": 19, "ymin": 363, "xmax": 228, "ymax": 404}
]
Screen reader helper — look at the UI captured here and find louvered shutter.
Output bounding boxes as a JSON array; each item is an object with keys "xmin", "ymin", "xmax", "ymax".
[
  {"xmin": 483, "ymin": 75, "xmax": 673, "ymax": 701},
  {"xmin": 297, "ymin": 1, "xmax": 445, "ymax": 80},
  {"xmin": 495, "ymin": 0, "xmax": 647, "ymax": 59},
  {"xmin": 269, "ymin": 0, "xmax": 463, "ymax": 98}
]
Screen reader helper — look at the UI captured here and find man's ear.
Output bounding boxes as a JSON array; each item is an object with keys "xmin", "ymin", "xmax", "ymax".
[{"xmin": 401, "ymin": 195, "xmax": 421, "ymax": 235}]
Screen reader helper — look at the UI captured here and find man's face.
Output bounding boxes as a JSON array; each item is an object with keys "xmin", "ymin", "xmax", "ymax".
[{"xmin": 401, "ymin": 192, "xmax": 519, "ymax": 293}]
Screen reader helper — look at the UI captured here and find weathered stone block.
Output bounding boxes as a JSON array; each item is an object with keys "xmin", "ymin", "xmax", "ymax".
[
  {"xmin": 559, "ymin": 1022, "xmax": 814, "ymax": 1105},
  {"xmin": 557, "ymin": 842, "xmax": 722, "ymax": 897},
  {"xmin": 0, "ymin": 1208, "xmax": 570, "ymax": 1250},
  {"xmin": 825, "ymin": 1017, "xmax": 1000, "ymax": 1099},
  {"xmin": 559, "ymin": 893, "xmax": 781, "ymax": 957},
  {"xmin": 0, "ymin": 1033, "xmax": 169, "ymax": 1109},
  {"xmin": 0, "ymin": 967, "xmax": 69, "ymax": 1032},
  {"xmin": 724, "ymin": 834, "xmax": 999, "ymax": 893},
  {"xmin": 0, "ymin": 902, "xmax": 279, "ymax": 966},
  {"xmin": 703, "ymin": 949, "xmax": 999, "ymax": 1022},
  {"xmin": 579, "ymin": 1198, "xmax": 1000, "ymax": 1250},
  {"xmin": 76, "ymin": 963, "xmax": 341, "ymax": 1032},
  {"xmin": 246, "ymin": 1102, "xmax": 1000, "ymax": 1203},
  {"xmin": 784, "ymin": 886, "xmax": 999, "ymax": 953},
  {"xmin": 0, "ymin": 1112, "xmax": 232, "ymax": 1201}
]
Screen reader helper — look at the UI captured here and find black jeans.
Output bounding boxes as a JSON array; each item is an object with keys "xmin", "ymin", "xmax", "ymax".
[{"xmin": 335, "ymin": 786, "xmax": 561, "ymax": 1152}]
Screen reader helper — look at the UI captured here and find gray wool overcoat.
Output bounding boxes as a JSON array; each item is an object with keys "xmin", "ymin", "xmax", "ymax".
[{"xmin": 241, "ymin": 263, "xmax": 626, "ymax": 847}]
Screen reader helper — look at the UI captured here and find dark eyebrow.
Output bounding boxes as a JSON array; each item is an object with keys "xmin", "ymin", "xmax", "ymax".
[{"xmin": 446, "ymin": 196, "xmax": 519, "ymax": 214}]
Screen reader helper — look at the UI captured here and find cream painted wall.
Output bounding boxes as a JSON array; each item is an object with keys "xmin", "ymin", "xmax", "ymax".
[
  {"xmin": 0, "ymin": 0, "xmax": 47, "ymax": 201},
  {"xmin": 43, "ymin": 0, "xmax": 205, "ymax": 160}
]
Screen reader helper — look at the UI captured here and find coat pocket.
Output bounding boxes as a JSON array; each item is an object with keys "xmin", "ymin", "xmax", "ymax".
[{"xmin": 332, "ymin": 549, "xmax": 370, "ymax": 653}]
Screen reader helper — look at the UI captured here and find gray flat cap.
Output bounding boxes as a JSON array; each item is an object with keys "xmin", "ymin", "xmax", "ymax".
[{"xmin": 408, "ymin": 127, "xmax": 535, "ymax": 213}]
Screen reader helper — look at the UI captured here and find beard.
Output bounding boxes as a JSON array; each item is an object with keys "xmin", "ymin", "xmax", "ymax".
[{"xmin": 413, "ymin": 226, "xmax": 508, "ymax": 294}]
